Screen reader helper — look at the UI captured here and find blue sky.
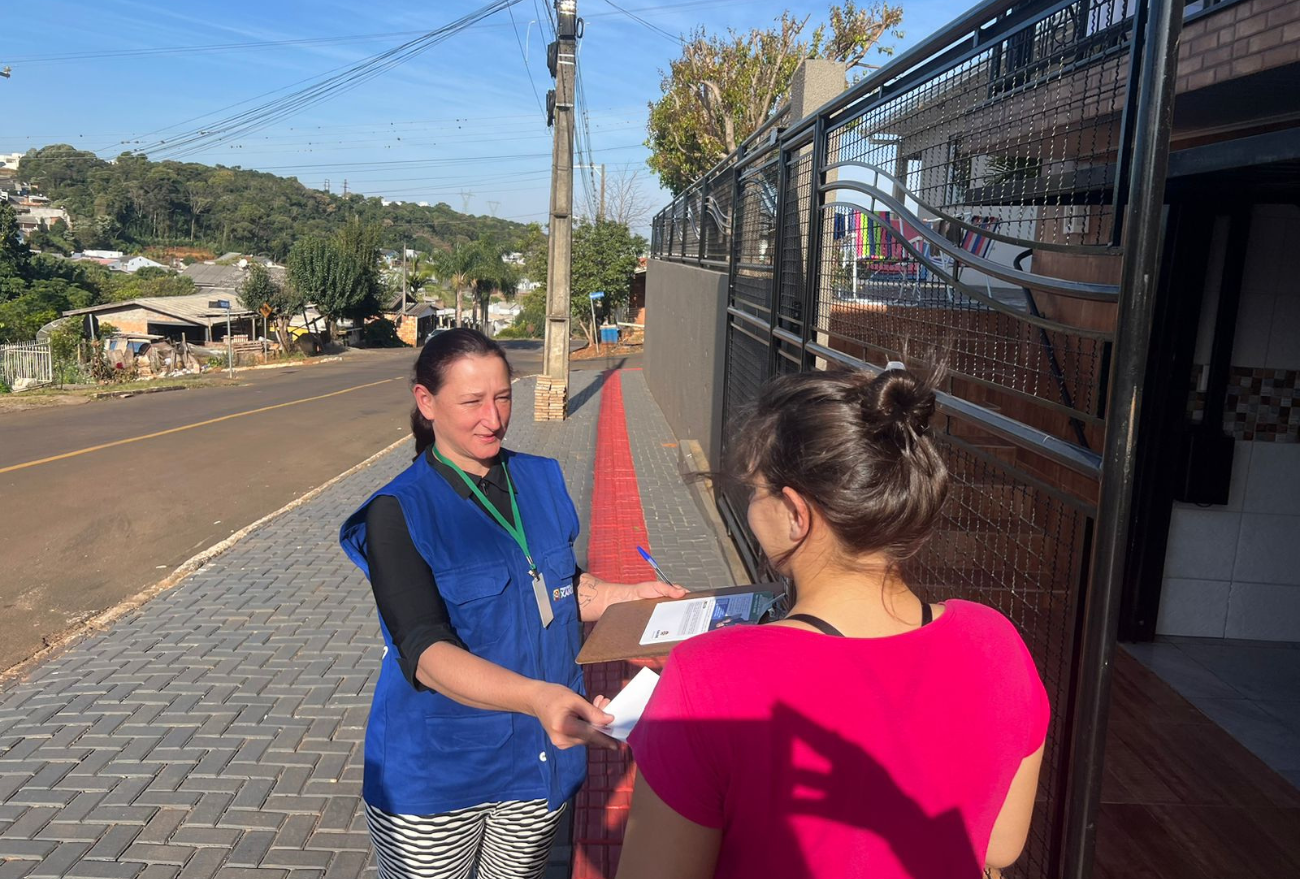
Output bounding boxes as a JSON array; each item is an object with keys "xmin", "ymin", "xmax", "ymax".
[{"xmin": 3, "ymin": 0, "xmax": 954, "ymax": 232}]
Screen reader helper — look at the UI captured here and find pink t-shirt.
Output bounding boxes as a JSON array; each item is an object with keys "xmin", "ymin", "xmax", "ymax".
[{"xmin": 628, "ymin": 599, "xmax": 1049, "ymax": 879}]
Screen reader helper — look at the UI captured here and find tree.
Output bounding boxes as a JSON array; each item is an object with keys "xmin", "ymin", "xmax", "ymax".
[
  {"xmin": 645, "ymin": 2, "xmax": 903, "ymax": 193},
  {"xmin": 570, "ymin": 219, "xmax": 646, "ymax": 346},
  {"xmin": 106, "ymin": 272, "xmax": 195, "ymax": 302},
  {"xmin": 331, "ymin": 219, "xmax": 384, "ymax": 320},
  {"xmin": 0, "ymin": 202, "xmax": 31, "ymax": 283},
  {"xmin": 432, "ymin": 241, "xmax": 506, "ymax": 331},
  {"xmin": 17, "ymin": 144, "xmax": 534, "ymax": 263},
  {"xmin": 602, "ymin": 169, "xmax": 655, "ymax": 228},
  {"xmin": 47, "ymin": 319, "xmax": 85, "ymax": 388},
  {"xmin": 286, "ymin": 223, "xmax": 383, "ymax": 340},
  {"xmin": 239, "ymin": 262, "xmax": 302, "ymax": 350},
  {"xmin": 468, "ymin": 242, "xmax": 518, "ymax": 337}
]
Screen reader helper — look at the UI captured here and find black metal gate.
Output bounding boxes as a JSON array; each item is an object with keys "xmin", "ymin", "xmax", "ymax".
[{"xmin": 650, "ymin": 1, "xmax": 1186, "ymax": 876}]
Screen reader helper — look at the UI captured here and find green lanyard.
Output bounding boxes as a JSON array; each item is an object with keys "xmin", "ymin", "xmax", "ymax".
[{"xmin": 431, "ymin": 447, "xmax": 537, "ymax": 576}]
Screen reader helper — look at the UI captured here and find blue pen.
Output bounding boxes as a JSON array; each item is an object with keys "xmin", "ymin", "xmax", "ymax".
[{"xmin": 637, "ymin": 546, "xmax": 673, "ymax": 584}]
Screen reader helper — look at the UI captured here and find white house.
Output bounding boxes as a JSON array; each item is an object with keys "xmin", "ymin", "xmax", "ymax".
[{"xmin": 111, "ymin": 256, "xmax": 168, "ymax": 274}]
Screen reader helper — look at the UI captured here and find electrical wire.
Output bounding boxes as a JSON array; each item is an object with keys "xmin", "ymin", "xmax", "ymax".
[
  {"xmin": 599, "ymin": 0, "xmax": 681, "ymax": 42},
  {"xmin": 506, "ymin": 2, "xmax": 547, "ymax": 116},
  {"xmin": 127, "ymin": 1, "xmax": 530, "ymax": 162},
  {"xmin": 3, "ymin": 30, "xmax": 431, "ymax": 64}
]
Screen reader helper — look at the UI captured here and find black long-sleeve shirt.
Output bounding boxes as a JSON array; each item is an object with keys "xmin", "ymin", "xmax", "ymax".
[{"xmin": 365, "ymin": 447, "xmax": 517, "ymax": 689}]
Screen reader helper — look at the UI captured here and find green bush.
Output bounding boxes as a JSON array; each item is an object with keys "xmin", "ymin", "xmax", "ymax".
[
  {"xmin": 362, "ymin": 318, "xmax": 407, "ymax": 348},
  {"xmin": 494, "ymin": 325, "xmax": 536, "ymax": 340}
]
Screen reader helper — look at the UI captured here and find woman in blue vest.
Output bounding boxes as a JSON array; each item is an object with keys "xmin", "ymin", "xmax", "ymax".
[{"xmin": 341, "ymin": 329, "xmax": 684, "ymax": 879}]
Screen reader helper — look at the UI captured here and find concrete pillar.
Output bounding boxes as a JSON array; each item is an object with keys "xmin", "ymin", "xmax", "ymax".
[{"xmin": 786, "ymin": 59, "xmax": 848, "ymax": 364}]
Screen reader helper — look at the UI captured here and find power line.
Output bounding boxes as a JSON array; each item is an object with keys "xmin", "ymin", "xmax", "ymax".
[
  {"xmin": 128, "ymin": 1, "xmax": 530, "ymax": 162},
  {"xmin": 599, "ymin": 0, "xmax": 681, "ymax": 42},
  {"xmin": 506, "ymin": 2, "xmax": 546, "ymax": 115},
  {"xmin": 3, "ymin": 30, "xmax": 433, "ymax": 64}
]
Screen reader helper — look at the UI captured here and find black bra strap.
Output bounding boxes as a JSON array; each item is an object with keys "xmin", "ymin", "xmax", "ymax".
[
  {"xmin": 785, "ymin": 604, "xmax": 934, "ymax": 637},
  {"xmin": 783, "ymin": 613, "xmax": 845, "ymax": 637}
]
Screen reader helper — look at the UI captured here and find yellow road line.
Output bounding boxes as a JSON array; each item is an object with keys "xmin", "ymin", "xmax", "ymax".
[{"xmin": 0, "ymin": 377, "xmax": 400, "ymax": 476}]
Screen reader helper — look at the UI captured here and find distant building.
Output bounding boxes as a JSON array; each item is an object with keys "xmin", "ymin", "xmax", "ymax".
[
  {"xmin": 110, "ymin": 256, "xmax": 168, "ymax": 274},
  {"xmin": 63, "ymin": 293, "xmax": 257, "ymax": 343},
  {"xmin": 0, "ymin": 152, "xmax": 24, "ymax": 171},
  {"xmin": 182, "ymin": 260, "xmax": 287, "ymax": 301},
  {"xmin": 18, "ymin": 205, "xmax": 71, "ymax": 230},
  {"xmin": 83, "ymin": 249, "xmax": 125, "ymax": 260}
]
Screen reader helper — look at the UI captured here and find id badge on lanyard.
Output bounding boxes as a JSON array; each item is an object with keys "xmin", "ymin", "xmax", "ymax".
[{"xmin": 433, "ymin": 448, "xmax": 554, "ymax": 627}]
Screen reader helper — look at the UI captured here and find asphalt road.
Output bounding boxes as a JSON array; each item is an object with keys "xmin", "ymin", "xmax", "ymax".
[{"xmin": 0, "ymin": 339, "xmax": 624, "ymax": 674}]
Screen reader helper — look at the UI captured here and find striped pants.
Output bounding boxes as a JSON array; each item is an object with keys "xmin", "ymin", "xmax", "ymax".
[{"xmin": 366, "ymin": 800, "xmax": 566, "ymax": 879}]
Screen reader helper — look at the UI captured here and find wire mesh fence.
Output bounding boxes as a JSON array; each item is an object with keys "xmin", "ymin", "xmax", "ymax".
[{"xmin": 648, "ymin": 1, "xmax": 1171, "ymax": 875}]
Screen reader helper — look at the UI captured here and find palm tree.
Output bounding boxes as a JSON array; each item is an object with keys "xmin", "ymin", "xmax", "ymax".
[
  {"xmin": 431, "ymin": 245, "xmax": 476, "ymax": 328},
  {"xmin": 433, "ymin": 241, "xmax": 518, "ymax": 335}
]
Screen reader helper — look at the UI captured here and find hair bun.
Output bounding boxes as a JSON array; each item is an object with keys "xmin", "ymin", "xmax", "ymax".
[{"xmin": 858, "ymin": 365, "xmax": 938, "ymax": 442}]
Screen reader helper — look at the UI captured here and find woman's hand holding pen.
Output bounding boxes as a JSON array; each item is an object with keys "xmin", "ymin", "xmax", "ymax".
[
  {"xmin": 628, "ymin": 580, "xmax": 689, "ymax": 602},
  {"xmin": 529, "ymin": 682, "xmax": 618, "ymax": 750}
]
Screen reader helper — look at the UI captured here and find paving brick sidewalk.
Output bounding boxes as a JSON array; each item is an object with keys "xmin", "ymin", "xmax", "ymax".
[{"xmin": 0, "ymin": 370, "xmax": 730, "ymax": 879}]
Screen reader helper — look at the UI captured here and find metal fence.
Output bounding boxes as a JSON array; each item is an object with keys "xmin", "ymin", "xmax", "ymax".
[
  {"xmin": 0, "ymin": 342, "xmax": 53, "ymax": 389},
  {"xmin": 651, "ymin": 1, "xmax": 1183, "ymax": 876}
]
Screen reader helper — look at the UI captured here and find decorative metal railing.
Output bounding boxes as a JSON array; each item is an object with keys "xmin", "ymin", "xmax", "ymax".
[{"xmin": 650, "ymin": 1, "xmax": 1187, "ymax": 877}]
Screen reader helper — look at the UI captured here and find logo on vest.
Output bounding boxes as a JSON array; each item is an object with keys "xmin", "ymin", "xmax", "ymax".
[{"xmin": 552, "ymin": 584, "xmax": 574, "ymax": 601}]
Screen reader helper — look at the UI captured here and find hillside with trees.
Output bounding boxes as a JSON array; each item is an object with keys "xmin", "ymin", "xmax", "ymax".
[{"xmin": 15, "ymin": 144, "xmax": 527, "ymax": 259}]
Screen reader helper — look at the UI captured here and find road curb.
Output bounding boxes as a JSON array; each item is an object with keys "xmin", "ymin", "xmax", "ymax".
[
  {"xmin": 0, "ymin": 433, "xmax": 411, "ymax": 687},
  {"xmin": 91, "ymin": 383, "xmax": 210, "ymax": 399}
]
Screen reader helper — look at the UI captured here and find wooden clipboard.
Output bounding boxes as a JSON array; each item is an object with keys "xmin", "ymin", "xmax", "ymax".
[{"xmin": 576, "ymin": 584, "xmax": 777, "ymax": 665}]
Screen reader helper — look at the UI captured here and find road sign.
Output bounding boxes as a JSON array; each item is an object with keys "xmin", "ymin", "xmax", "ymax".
[
  {"xmin": 209, "ymin": 299, "xmax": 231, "ymax": 310},
  {"xmin": 589, "ymin": 291, "xmax": 604, "ymax": 300},
  {"xmin": 259, "ymin": 302, "xmax": 273, "ymax": 319}
]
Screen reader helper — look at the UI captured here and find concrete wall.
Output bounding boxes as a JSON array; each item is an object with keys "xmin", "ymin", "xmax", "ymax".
[
  {"xmin": 643, "ymin": 259, "xmax": 729, "ymax": 465},
  {"xmin": 1159, "ymin": 204, "xmax": 1300, "ymax": 641}
]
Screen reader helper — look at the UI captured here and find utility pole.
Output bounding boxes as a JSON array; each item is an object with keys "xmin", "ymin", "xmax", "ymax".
[
  {"xmin": 342, "ymin": 179, "xmax": 349, "ymax": 197},
  {"xmin": 538, "ymin": 0, "xmax": 578, "ymax": 421},
  {"xmin": 575, "ymin": 163, "xmax": 605, "ymax": 221},
  {"xmin": 401, "ymin": 241, "xmax": 408, "ymax": 316}
]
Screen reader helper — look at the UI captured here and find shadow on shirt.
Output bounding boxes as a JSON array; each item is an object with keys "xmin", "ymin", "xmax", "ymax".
[{"xmin": 623, "ymin": 703, "xmax": 985, "ymax": 879}]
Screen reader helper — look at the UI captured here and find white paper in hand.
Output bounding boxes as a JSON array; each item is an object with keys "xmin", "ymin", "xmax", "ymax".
[{"xmin": 595, "ymin": 667, "xmax": 660, "ymax": 742}]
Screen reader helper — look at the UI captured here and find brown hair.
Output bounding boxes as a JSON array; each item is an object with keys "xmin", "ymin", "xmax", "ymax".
[
  {"xmin": 728, "ymin": 363, "xmax": 949, "ymax": 567},
  {"xmin": 409, "ymin": 328, "xmax": 513, "ymax": 459}
]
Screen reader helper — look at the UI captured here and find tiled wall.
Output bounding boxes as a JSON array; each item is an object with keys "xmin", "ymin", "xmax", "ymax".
[
  {"xmin": 1189, "ymin": 365, "xmax": 1300, "ymax": 442},
  {"xmin": 1160, "ymin": 205, "xmax": 1300, "ymax": 641}
]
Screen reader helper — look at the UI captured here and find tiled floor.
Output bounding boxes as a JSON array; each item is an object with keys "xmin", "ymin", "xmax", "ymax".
[{"xmin": 1123, "ymin": 636, "xmax": 1300, "ymax": 788}]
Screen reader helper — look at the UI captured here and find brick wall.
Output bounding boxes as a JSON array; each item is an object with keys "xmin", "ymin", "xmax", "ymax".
[
  {"xmin": 93, "ymin": 306, "xmax": 151, "ymax": 335},
  {"xmin": 397, "ymin": 316, "xmax": 418, "ymax": 346},
  {"xmin": 1178, "ymin": 0, "xmax": 1300, "ymax": 93}
]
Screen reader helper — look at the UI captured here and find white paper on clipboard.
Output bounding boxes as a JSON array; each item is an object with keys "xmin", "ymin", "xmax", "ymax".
[{"xmin": 639, "ymin": 592, "xmax": 770, "ymax": 645}]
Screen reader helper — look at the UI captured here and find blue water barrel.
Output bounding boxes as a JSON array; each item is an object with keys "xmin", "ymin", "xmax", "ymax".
[{"xmin": 599, "ymin": 325, "xmax": 619, "ymax": 344}]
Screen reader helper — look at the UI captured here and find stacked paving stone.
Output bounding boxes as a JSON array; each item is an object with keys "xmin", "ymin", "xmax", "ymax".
[{"xmin": 533, "ymin": 375, "xmax": 568, "ymax": 421}]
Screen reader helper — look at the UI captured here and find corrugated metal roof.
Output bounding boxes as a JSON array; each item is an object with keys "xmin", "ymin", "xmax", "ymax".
[
  {"xmin": 181, "ymin": 261, "xmax": 287, "ymax": 290},
  {"xmin": 63, "ymin": 293, "xmax": 255, "ymax": 327}
]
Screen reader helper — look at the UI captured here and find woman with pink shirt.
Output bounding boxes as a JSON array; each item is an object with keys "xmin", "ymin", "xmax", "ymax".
[{"xmin": 617, "ymin": 365, "xmax": 1049, "ymax": 879}]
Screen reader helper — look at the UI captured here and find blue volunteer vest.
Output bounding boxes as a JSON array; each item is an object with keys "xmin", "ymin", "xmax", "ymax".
[{"xmin": 339, "ymin": 449, "xmax": 586, "ymax": 814}]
